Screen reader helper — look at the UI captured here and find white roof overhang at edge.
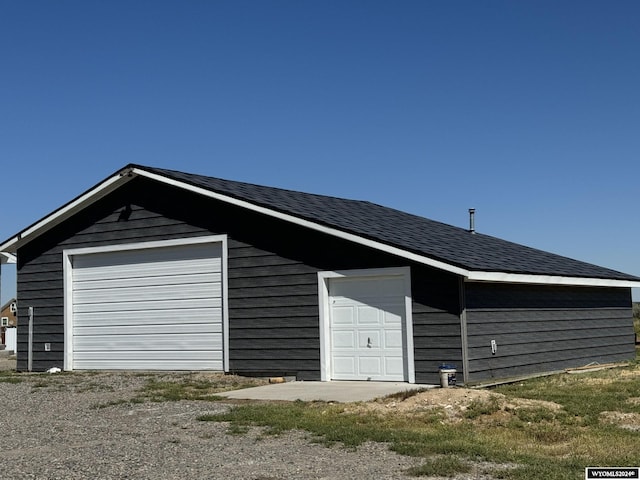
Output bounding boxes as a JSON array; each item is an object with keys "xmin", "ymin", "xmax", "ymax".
[
  {"xmin": 1, "ymin": 252, "xmax": 16, "ymax": 264},
  {"xmin": 1, "ymin": 166, "xmax": 639, "ymax": 289}
]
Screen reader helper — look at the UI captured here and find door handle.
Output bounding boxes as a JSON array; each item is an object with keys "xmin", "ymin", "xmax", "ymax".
[{"xmin": 367, "ymin": 337, "xmax": 372, "ymax": 348}]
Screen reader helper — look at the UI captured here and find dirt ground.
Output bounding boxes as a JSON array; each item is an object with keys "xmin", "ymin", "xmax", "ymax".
[
  {"xmin": 346, "ymin": 386, "xmax": 563, "ymax": 422},
  {"xmin": 0, "ymin": 355, "xmax": 16, "ymax": 371}
]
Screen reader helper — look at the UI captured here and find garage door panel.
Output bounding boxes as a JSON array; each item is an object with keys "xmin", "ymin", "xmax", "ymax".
[
  {"xmin": 384, "ymin": 357, "xmax": 404, "ymax": 376},
  {"xmin": 72, "ymin": 260, "xmax": 221, "ymax": 283},
  {"xmin": 74, "ymin": 333, "xmax": 222, "ymax": 351},
  {"xmin": 331, "ymin": 306, "xmax": 355, "ymax": 325},
  {"xmin": 74, "ymin": 350, "xmax": 224, "ymax": 361},
  {"xmin": 74, "ymin": 360, "xmax": 224, "ymax": 371},
  {"xmin": 384, "ymin": 330, "xmax": 403, "ymax": 348},
  {"xmin": 356, "ymin": 306, "xmax": 380, "ymax": 325},
  {"xmin": 358, "ymin": 330, "xmax": 380, "ymax": 348},
  {"xmin": 73, "ymin": 283, "xmax": 221, "ymax": 304},
  {"xmin": 74, "ymin": 322, "xmax": 222, "ymax": 336},
  {"xmin": 73, "ymin": 308, "xmax": 221, "ymax": 327},
  {"xmin": 332, "ymin": 331, "xmax": 355, "ymax": 348},
  {"xmin": 358, "ymin": 357, "xmax": 382, "ymax": 375},
  {"xmin": 332, "ymin": 356, "xmax": 355, "ymax": 375},
  {"xmin": 383, "ymin": 309, "xmax": 403, "ymax": 324},
  {"xmin": 72, "ymin": 258, "xmax": 222, "ymax": 282},
  {"xmin": 73, "ymin": 297, "xmax": 222, "ymax": 314},
  {"xmin": 69, "ymin": 241, "xmax": 224, "ymax": 371},
  {"xmin": 73, "ymin": 272, "xmax": 222, "ymax": 291}
]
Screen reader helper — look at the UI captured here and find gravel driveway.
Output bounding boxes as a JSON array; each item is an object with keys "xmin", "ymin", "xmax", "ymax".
[{"xmin": 0, "ymin": 371, "xmax": 420, "ymax": 480}]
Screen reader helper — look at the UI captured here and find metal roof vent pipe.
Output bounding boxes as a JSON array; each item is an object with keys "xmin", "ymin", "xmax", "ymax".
[{"xmin": 469, "ymin": 208, "xmax": 476, "ymax": 234}]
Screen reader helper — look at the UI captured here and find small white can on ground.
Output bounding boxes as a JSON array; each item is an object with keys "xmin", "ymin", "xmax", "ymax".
[{"xmin": 438, "ymin": 364, "xmax": 457, "ymax": 388}]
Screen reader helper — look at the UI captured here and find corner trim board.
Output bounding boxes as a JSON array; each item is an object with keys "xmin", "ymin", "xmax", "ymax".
[{"xmin": 458, "ymin": 277, "xmax": 470, "ymax": 385}]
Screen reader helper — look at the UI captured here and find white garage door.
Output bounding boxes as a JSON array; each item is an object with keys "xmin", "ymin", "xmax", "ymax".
[
  {"xmin": 329, "ymin": 276, "xmax": 407, "ymax": 381},
  {"xmin": 68, "ymin": 240, "xmax": 223, "ymax": 370}
]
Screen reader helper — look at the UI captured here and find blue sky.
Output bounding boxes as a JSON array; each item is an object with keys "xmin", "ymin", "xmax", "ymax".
[{"xmin": 1, "ymin": 1, "xmax": 639, "ymax": 303}]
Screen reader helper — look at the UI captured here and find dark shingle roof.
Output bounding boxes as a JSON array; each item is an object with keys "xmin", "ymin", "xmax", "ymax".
[{"xmin": 137, "ymin": 164, "xmax": 639, "ymax": 282}]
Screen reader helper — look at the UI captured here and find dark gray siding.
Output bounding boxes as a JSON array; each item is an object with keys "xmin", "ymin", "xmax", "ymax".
[
  {"xmin": 464, "ymin": 282, "xmax": 635, "ymax": 383},
  {"xmin": 17, "ymin": 178, "xmax": 462, "ymax": 381},
  {"xmin": 412, "ymin": 272, "xmax": 463, "ymax": 384}
]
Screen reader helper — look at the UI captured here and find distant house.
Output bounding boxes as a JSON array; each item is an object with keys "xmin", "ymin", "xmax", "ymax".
[
  {"xmin": 1, "ymin": 297, "xmax": 17, "ymax": 348},
  {"xmin": 0, "ymin": 164, "xmax": 639, "ymax": 384}
]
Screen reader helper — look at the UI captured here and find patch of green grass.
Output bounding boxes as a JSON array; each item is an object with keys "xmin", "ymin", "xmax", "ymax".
[
  {"xmin": 135, "ymin": 373, "xmax": 262, "ymax": 402},
  {"xmin": 406, "ymin": 456, "xmax": 472, "ymax": 477},
  {"xmin": 0, "ymin": 371, "xmax": 21, "ymax": 383},
  {"xmin": 495, "ymin": 367, "xmax": 640, "ymax": 423},
  {"xmin": 200, "ymin": 402, "xmax": 497, "ymax": 456},
  {"xmin": 0, "ymin": 376, "xmax": 21, "ymax": 384},
  {"xmin": 463, "ymin": 396, "xmax": 502, "ymax": 419},
  {"xmin": 140, "ymin": 378, "xmax": 223, "ymax": 402},
  {"xmin": 511, "ymin": 406, "xmax": 557, "ymax": 423}
]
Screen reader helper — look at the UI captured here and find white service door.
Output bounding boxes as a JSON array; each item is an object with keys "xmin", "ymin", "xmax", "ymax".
[
  {"xmin": 329, "ymin": 276, "xmax": 407, "ymax": 381},
  {"xmin": 70, "ymin": 242, "xmax": 223, "ymax": 370}
]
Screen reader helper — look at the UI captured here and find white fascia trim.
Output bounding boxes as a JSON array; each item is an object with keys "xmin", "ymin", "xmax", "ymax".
[
  {"xmin": 132, "ymin": 168, "xmax": 470, "ymax": 277},
  {"xmin": 466, "ymin": 271, "xmax": 640, "ymax": 288},
  {"xmin": 0, "ymin": 172, "xmax": 133, "ymax": 254},
  {"xmin": 62, "ymin": 234, "xmax": 229, "ymax": 372},
  {"xmin": 0, "ymin": 252, "xmax": 16, "ymax": 264},
  {"xmin": 317, "ymin": 267, "xmax": 415, "ymax": 383}
]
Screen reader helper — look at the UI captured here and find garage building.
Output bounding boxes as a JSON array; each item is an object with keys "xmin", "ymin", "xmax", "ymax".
[{"xmin": 1, "ymin": 164, "xmax": 638, "ymax": 384}]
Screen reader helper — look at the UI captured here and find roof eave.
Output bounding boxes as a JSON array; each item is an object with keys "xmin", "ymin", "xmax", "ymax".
[{"xmin": 466, "ymin": 271, "xmax": 640, "ymax": 288}]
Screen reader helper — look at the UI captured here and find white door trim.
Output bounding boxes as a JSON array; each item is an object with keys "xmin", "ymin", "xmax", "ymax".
[
  {"xmin": 63, "ymin": 235, "xmax": 229, "ymax": 371},
  {"xmin": 317, "ymin": 267, "xmax": 415, "ymax": 383}
]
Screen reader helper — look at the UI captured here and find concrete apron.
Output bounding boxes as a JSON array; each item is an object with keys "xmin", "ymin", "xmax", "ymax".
[{"xmin": 218, "ymin": 381, "xmax": 437, "ymax": 403}]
